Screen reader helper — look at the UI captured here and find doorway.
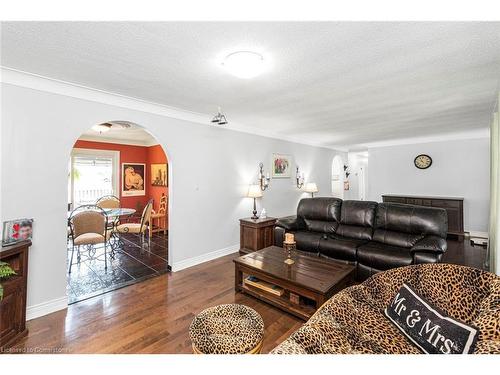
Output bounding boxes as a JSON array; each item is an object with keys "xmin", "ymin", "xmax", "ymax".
[
  {"xmin": 66, "ymin": 121, "xmax": 169, "ymax": 304},
  {"xmin": 331, "ymin": 155, "xmax": 344, "ymax": 199}
]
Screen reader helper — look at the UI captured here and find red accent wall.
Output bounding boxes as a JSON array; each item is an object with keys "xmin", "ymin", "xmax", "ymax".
[{"xmin": 73, "ymin": 140, "xmax": 168, "ymax": 213}]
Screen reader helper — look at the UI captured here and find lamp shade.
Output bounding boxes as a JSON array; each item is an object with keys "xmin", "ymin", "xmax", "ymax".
[
  {"xmin": 304, "ymin": 182, "xmax": 319, "ymax": 193},
  {"xmin": 247, "ymin": 184, "xmax": 263, "ymax": 198}
]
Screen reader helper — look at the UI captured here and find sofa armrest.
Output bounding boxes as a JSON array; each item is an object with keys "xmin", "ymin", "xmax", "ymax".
[
  {"xmin": 413, "ymin": 251, "xmax": 443, "ymax": 264},
  {"xmin": 411, "ymin": 235, "xmax": 447, "ymax": 254},
  {"xmin": 276, "ymin": 215, "xmax": 301, "ymax": 231},
  {"xmin": 274, "ymin": 226, "xmax": 286, "ymax": 247}
]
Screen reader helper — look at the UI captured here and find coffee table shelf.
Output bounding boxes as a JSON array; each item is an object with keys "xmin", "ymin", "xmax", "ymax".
[
  {"xmin": 234, "ymin": 246, "xmax": 356, "ymax": 320},
  {"xmin": 241, "ymin": 283, "xmax": 315, "ymax": 320}
]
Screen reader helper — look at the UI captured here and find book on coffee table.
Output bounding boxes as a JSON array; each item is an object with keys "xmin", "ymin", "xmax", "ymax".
[{"xmin": 244, "ymin": 276, "xmax": 284, "ymax": 297}]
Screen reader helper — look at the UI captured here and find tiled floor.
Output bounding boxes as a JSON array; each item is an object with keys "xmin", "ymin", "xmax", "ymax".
[{"xmin": 67, "ymin": 233, "xmax": 169, "ymax": 304}]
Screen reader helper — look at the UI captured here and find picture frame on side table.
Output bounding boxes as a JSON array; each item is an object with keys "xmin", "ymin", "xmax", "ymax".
[
  {"xmin": 2, "ymin": 218, "xmax": 34, "ymax": 246},
  {"xmin": 272, "ymin": 153, "xmax": 292, "ymax": 178}
]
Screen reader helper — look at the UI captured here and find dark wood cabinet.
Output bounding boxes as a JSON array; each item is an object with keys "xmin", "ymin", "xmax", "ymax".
[
  {"xmin": 1, "ymin": 240, "xmax": 31, "ymax": 351},
  {"xmin": 239, "ymin": 217, "xmax": 277, "ymax": 255},
  {"xmin": 382, "ymin": 195, "xmax": 464, "ymax": 240}
]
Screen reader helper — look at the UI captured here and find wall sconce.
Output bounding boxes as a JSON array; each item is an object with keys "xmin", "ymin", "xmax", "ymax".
[
  {"xmin": 296, "ymin": 166, "xmax": 305, "ymax": 189},
  {"xmin": 344, "ymin": 165, "xmax": 350, "ymax": 178},
  {"xmin": 259, "ymin": 162, "xmax": 270, "ymax": 191}
]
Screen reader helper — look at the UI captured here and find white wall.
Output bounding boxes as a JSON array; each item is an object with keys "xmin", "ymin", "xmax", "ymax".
[
  {"xmin": 1, "ymin": 80, "xmax": 344, "ymax": 318},
  {"xmin": 367, "ymin": 138, "xmax": 490, "ymax": 234}
]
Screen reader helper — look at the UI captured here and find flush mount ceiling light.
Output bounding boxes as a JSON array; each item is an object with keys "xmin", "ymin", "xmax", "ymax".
[
  {"xmin": 91, "ymin": 123, "xmax": 112, "ymax": 133},
  {"xmin": 222, "ymin": 51, "xmax": 265, "ymax": 79},
  {"xmin": 91, "ymin": 121, "xmax": 132, "ymax": 133}
]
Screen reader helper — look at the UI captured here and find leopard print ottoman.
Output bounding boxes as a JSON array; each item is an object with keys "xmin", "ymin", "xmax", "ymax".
[
  {"xmin": 271, "ymin": 263, "xmax": 500, "ymax": 354},
  {"xmin": 189, "ymin": 304, "xmax": 264, "ymax": 354}
]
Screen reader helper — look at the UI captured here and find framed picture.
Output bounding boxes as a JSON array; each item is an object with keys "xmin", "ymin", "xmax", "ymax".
[
  {"xmin": 151, "ymin": 163, "xmax": 168, "ymax": 187},
  {"xmin": 122, "ymin": 163, "xmax": 146, "ymax": 196},
  {"xmin": 2, "ymin": 218, "xmax": 34, "ymax": 246},
  {"xmin": 272, "ymin": 153, "xmax": 292, "ymax": 178}
]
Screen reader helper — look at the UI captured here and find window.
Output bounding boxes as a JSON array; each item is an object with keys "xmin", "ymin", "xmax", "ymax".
[{"xmin": 69, "ymin": 148, "xmax": 119, "ymax": 208}]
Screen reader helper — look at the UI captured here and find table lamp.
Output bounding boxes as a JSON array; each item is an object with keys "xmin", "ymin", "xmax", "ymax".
[
  {"xmin": 304, "ymin": 182, "xmax": 318, "ymax": 198},
  {"xmin": 247, "ymin": 184, "xmax": 263, "ymax": 219}
]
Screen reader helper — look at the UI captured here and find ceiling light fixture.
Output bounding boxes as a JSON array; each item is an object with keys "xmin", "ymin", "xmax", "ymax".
[
  {"xmin": 222, "ymin": 51, "xmax": 265, "ymax": 79},
  {"xmin": 91, "ymin": 123, "xmax": 112, "ymax": 133},
  {"xmin": 211, "ymin": 107, "xmax": 228, "ymax": 125}
]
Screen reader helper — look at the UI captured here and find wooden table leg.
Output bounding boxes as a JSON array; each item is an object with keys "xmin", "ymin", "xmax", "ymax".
[
  {"xmin": 235, "ymin": 265, "xmax": 243, "ymax": 292},
  {"xmin": 315, "ymin": 294, "xmax": 326, "ymax": 310}
]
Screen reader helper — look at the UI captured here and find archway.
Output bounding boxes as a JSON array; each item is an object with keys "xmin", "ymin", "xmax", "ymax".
[
  {"xmin": 331, "ymin": 155, "xmax": 344, "ymax": 199},
  {"xmin": 66, "ymin": 121, "xmax": 170, "ymax": 304}
]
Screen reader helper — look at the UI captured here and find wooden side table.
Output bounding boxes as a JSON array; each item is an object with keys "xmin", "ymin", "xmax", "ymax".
[{"xmin": 239, "ymin": 217, "xmax": 276, "ymax": 255}]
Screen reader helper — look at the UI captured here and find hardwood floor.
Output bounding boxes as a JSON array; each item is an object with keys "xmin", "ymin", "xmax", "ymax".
[
  {"xmin": 8, "ymin": 238, "xmax": 486, "ymax": 354},
  {"xmin": 11, "ymin": 253, "xmax": 303, "ymax": 354}
]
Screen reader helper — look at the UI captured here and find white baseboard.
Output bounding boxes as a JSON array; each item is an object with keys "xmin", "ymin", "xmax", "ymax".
[
  {"xmin": 171, "ymin": 244, "xmax": 239, "ymax": 272},
  {"xmin": 27, "ymin": 296, "xmax": 68, "ymax": 321}
]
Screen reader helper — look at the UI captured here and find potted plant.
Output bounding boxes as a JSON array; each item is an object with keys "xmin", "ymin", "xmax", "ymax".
[{"xmin": 0, "ymin": 261, "xmax": 16, "ymax": 301}]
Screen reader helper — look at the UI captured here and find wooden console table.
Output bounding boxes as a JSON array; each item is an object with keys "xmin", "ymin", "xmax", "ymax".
[
  {"xmin": 0, "ymin": 240, "xmax": 31, "ymax": 351},
  {"xmin": 239, "ymin": 217, "xmax": 276, "ymax": 255},
  {"xmin": 382, "ymin": 194, "xmax": 464, "ymax": 240}
]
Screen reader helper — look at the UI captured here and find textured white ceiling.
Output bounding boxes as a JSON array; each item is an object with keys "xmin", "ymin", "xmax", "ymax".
[{"xmin": 1, "ymin": 22, "xmax": 499, "ymax": 149}]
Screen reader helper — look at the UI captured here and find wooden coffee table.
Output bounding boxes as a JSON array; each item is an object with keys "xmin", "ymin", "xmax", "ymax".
[{"xmin": 234, "ymin": 246, "xmax": 355, "ymax": 320}]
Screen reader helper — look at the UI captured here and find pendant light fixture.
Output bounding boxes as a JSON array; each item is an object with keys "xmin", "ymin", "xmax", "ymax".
[{"xmin": 211, "ymin": 107, "xmax": 228, "ymax": 125}]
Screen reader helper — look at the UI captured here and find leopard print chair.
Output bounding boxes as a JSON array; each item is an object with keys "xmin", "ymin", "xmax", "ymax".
[{"xmin": 271, "ymin": 263, "xmax": 499, "ymax": 354}]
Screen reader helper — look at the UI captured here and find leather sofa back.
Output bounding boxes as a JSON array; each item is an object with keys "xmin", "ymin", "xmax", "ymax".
[
  {"xmin": 297, "ymin": 197, "xmax": 342, "ymax": 234},
  {"xmin": 373, "ymin": 203, "xmax": 448, "ymax": 248},
  {"xmin": 335, "ymin": 200, "xmax": 377, "ymax": 240}
]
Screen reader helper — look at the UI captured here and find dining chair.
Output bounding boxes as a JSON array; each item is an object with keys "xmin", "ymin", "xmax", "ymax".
[
  {"xmin": 151, "ymin": 194, "xmax": 168, "ymax": 236},
  {"xmin": 96, "ymin": 195, "xmax": 120, "ymax": 209},
  {"xmin": 115, "ymin": 199, "xmax": 153, "ymax": 245},
  {"xmin": 96, "ymin": 195, "xmax": 121, "ymax": 231},
  {"xmin": 68, "ymin": 205, "xmax": 110, "ymax": 273}
]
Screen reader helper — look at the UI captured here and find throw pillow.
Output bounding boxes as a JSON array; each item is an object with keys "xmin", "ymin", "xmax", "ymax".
[{"xmin": 384, "ymin": 283, "xmax": 478, "ymax": 354}]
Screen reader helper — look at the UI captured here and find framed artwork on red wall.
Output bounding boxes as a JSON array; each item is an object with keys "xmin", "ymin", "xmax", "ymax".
[
  {"xmin": 122, "ymin": 163, "xmax": 146, "ymax": 196},
  {"xmin": 151, "ymin": 163, "xmax": 167, "ymax": 187}
]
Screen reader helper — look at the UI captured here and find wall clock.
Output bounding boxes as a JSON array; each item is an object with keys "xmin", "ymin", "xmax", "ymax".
[{"xmin": 414, "ymin": 154, "xmax": 432, "ymax": 169}]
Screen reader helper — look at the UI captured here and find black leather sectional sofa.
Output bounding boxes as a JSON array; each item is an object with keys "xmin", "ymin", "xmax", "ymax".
[{"xmin": 274, "ymin": 197, "xmax": 448, "ymax": 280}]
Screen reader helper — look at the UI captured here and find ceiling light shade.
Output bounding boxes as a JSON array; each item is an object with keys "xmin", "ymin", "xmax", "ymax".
[
  {"xmin": 223, "ymin": 51, "xmax": 265, "ymax": 79},
  {"xmin": 91, "ymin": 123, "xmax": 111, "ymax": 133}
]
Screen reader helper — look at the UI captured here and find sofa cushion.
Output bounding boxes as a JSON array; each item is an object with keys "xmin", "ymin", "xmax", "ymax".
[
  {"xmin": 304, "ymin": 219, "xmax": 338, "ymax": 234},
  {"xmin": 375, "ymin": 203, "xmax": 448, "ymax": 238},
  {"xmin": 336, "ymin": 200, "xmax": 377, "ymax": 240},
  {"xmin": 319, "ymin": 235, "xmax": 367, "ymax": 261},
  {"xmin": 373, "ymin": 229, "xmax": 424, "ymax": 248},
  {"xmin": 297, "ymin": 198, "xmax": 341, "ymax": 233},
  {"xmin": 357, "ymin": 242, "xmax": 413, "ymax": 270},
  {"xmin": 294, "ymin": 231, "xmax": 323, "ymax": 253}
]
